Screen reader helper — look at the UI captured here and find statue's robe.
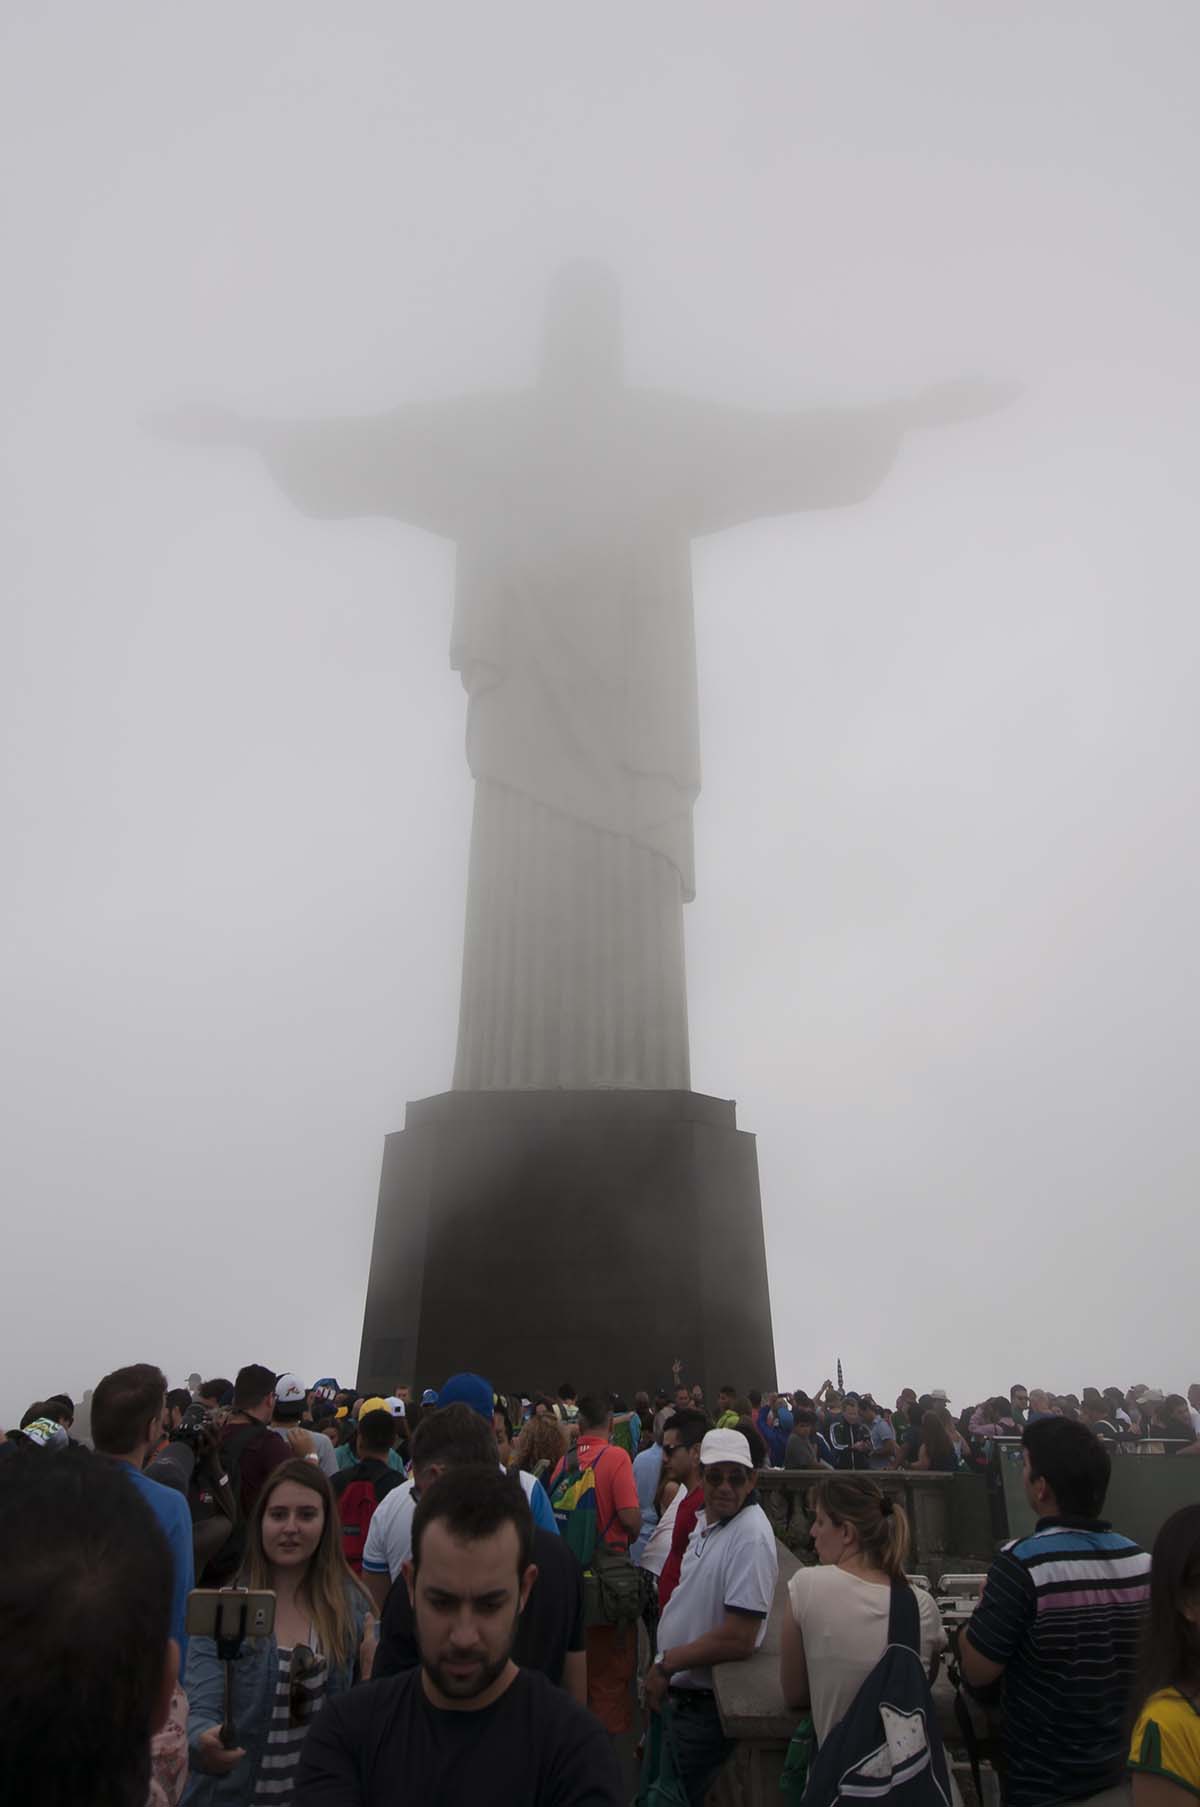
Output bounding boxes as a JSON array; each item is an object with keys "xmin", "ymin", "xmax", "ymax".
[{"xmin": 261, "ymin": 386, "xmax": 897, "ymax": 1088}]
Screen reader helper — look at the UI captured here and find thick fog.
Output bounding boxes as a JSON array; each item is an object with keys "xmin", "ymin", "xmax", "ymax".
[{"xmin": 3, "ymin": 4, "xmax": 1198, "ymax": 1424}]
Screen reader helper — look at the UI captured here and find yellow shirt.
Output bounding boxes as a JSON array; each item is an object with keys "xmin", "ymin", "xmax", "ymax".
[{"xmin": 1130, "ymin": 1688, "xmax": 1200, "ymax": 1797}]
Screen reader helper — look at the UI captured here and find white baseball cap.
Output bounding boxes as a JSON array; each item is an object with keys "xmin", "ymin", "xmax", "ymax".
[
  {"xmin": 383, "ymin": 1395, "xmax": 406, "ymax": 1418},
  {"xmin": 699, "ymin": 1428, "xmax": 755, "ymax": 1469},
  {"xmin": 273, "ymin": 1373, "xmax": 306, "ymax": 1406}
]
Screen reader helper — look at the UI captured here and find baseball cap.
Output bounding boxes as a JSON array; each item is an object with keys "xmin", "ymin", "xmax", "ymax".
[
  {"xmin": 420, "ymin": 1388, "xmax": 440, "ymax": 1406},
  {"xmin": 1139, "ymin": 1388, "xmax": 1165, "ymax": 1405},
  {"xmin": 21, "ymin": 1417, "xmax": 68, "ymax": 1451},
  {"xmin": 310, "ymin": 1377, "xmax": 339, "ymax": 1403},
  {"xmin": 699, "ymin": 1428, "xmax": 755, "ymax": 1469},
  {"xmin": 383, "ymin": 1395, "xmax": 406, "ymax": 1418},
  {"xmin": 274, "ymin": 1374, "xmax": 307, "ymax": 1406},
  {"xmin": 437, "ymin": 1372, "xmax": 494, "ymax": 1421},
  {"xmin": 359, "ymin": 1396, "xmax": 390, "ymax": 1418},
  {"xmin": 930, "ymin": 1388, "xmax": 951, "ymax": 1403}
]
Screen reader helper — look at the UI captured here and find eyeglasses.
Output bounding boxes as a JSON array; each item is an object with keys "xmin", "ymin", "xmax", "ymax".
[
  {"xmin": 703, "ymin": 1466, "xmax": 752, "ymax": 1488},
  {"xmin": 288, "ymin": 1644, "xmax": 320, "ymax": 1725}
]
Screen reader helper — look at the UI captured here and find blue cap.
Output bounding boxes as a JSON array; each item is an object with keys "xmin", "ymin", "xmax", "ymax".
[
  {"xmin": 437, "ymin": 1372, "xmax": 493, "ymax": 1421},
  {"xmin": 420, "ymin": 1388, "xmax": 439, "ymax": 1406}
]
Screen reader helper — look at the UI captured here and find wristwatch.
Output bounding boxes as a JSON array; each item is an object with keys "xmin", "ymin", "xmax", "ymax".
[{"xmin": 654, "ymin": 1652, "xmax": 671, "ymax": 1679}]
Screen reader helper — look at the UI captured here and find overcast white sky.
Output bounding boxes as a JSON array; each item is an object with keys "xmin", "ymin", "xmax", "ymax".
[{"xmin": 3, "ymin": 4, "xmax": 1198, "ymax": 1425}]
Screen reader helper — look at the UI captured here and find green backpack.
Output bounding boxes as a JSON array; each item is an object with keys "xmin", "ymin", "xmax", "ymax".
[{"xmin": 548, "ymin": 1445, "xmax": 642, "ymax": 1626}]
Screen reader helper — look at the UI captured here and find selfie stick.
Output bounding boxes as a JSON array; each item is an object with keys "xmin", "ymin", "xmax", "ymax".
[{"xmin": 214, "ymin": 1596, "xmax": 250, "ymax": 1749}]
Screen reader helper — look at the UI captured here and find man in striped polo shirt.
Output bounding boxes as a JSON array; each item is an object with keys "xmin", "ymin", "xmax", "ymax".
[{"xmin": 958, "ymin": 1417, "xmax": 1151, "ymax": 1807}]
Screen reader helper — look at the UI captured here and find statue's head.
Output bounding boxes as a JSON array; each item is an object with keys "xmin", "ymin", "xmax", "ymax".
[{"xmin": 539, "ymin": 260, "xmax": 623, "ymax": 392}]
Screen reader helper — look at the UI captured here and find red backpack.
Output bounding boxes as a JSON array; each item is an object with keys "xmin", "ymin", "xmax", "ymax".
[
  {"xmin": 337, "ymin": 1479, "xmax": 379, "ymax": 1573},
  {"xmin": 333, "ymin": 1460, "xmax": 402, "ymax": 1573}
]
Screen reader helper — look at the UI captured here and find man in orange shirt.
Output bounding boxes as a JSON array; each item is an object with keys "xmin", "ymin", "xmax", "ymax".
[{"xmin": 551, "ymin": 1393, "xmax": 641, "ymax": 1733}]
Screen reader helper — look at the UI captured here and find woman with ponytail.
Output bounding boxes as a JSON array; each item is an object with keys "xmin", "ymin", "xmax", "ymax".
[{"xmin": 780, "ymin": 1475, "xmax": 946, "ymax": 1741}]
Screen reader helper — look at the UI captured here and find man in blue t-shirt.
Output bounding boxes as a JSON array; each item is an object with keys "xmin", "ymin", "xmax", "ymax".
[
  {"xmin": 958, "ymin": 1418, "xmax": 1150, "ymax": 1807},
  {"xmin": 91, "ymin": 1363, "xmax": 195, "ymax": 1673}
]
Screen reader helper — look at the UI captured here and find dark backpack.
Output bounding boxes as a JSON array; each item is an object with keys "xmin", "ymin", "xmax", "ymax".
[{"xmin": 801, "ymin": 1581, "xmax": 952, "ymax": 1807}]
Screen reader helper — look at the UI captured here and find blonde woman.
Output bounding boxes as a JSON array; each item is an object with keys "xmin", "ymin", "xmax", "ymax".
[
  {"xmin": 184, "ymin": 1459, "xmax": 375, "ymax": 1805},
  {"xmin": 780, "ymin": 1474, "xmax": 946, "ymax": 1743}
]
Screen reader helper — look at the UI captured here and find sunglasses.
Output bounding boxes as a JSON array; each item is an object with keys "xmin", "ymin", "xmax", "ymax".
[
  {"xmin": 288, "ymin": 1644, "xmax": 321, "ymax": 1725},
  {"xmin": 703, "ymin": 1465, "xmax": 752, "ymax": 1488}
]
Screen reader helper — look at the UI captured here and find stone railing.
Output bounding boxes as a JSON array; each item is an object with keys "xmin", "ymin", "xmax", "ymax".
[{"xmin": 756, "ymin": 1468, "xmax": 995, "ymax": 1580}]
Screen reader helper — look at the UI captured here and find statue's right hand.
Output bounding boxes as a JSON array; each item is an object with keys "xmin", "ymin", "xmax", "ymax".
[{"xmin": 145, "ymin": 402, "xmax": 245, "ymax": 445}]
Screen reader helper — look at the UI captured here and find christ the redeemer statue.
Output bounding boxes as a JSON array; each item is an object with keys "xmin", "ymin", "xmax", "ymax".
[{"xmin": 163, "ymin": 263, "xmax": 1009, "ymax": 1093}]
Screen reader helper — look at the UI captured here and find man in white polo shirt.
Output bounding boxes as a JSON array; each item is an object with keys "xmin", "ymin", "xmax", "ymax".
[
  {"xmin": 643, "ymin": 1427, "xmax": 778, "ymax": 1805},
  {"xmin": 362, "ymin": 1376, "xmax": 557, "ymax": 1611}
]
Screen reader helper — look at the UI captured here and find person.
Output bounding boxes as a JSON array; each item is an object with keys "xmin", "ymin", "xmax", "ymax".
[
  {"xmin": 610, "ymin": 1393, "xmax": 640, "ymax": 1455},
  {"xmin": 1128, "ymin": 1502, "xmax": 1200, "ymax": 1804},
  {"xmin": 184, "ymin": 1458, "xmax": 374, "ymax": 1804},
  {"xmin": 513, "ymin": 1411, "xmax": 567, "ymax": 1485},
  {"xmin": 165, "ymin": 1387, "xmax": 193, "ymax": 1435},
  {"xmin": 362, "ymin": 1403, "xmax": 498, "ymax": 1610},
  {"xmin": 1151, "ymin": 1397, "xmax": 1200, "ymax": 1455},
  {"xmin": 557, "ymin": 1382, "xmax": 580, "ymax": 1426},
  {"xmin": 631, "ymin": 1425, "xmax": 666, "ymax": 1564},
  {"xmin": 440, "ymin": 1371, "xmax": 558, "ymax": 1528},
  {"xmin": 220, "ymin": 1365, "xmax": 291, "ymax": 1516},
  {"xmin": 0, "ymin": 1448, "xmax": 179, "ymax": 1807},
  {"xmin": 335, "ymin": 1396, "xmax": 405, "ymax": 1473},
  {"xmin": 331, "ymin": 1408, "xmax": 406, "ymax": 1572},
  {"xmin": 957, "ymin": 1416, "xmax": 1151, "ymax": 1807},
  {"xmin": 910, "ymin": 1410, "xmax": 959, "ymax": 1472},
  {"xmin": 271, "ymin": 1374, "xmax": 339, "ymax": 1476},
  {"xmin": 548, "ymin": 1391, "xmax": 641, "ymax": 1733},
  {"xmin": 1026, "ymin": 1387, "xmax": 1057, "ymax": 1424},
  {"xmin": 715, "ymin": 1386, "xmax": 739, "ymax": 1429},
  {"xmin": 658, "ymin": 1411, "xmax": 709, "ymax": 1608},
  {"xmin": 784, "ymin": 1405, "xmax": 828, "ymax": 1469},
  {"xmin": 638, "ymin": 1410, "xmax": 706, "ymax": 1585},
  {"xmin": 296, "ymin": 1466, "xmax": 623, "ymax": 1805},
  {"xmin": 374, "ymin": 1455, "xmax": 587, "ymax": 1703},
  {"xmin": 198, "ymin": 1377, "xmax": 235, "ymax": 1420},
  {"xmin": 644, "ymin": 1428, "xmax": 779, "ymax": 1805},
  {"xmin": 91, "ymin": 1362, "xmax": 196, "ymax": 1671},
  {"xmin": 781, "ymin": 1473, "xmax": 945, "ymax": 1740},
  {"xmin": 860, "ymin": 1397, "xmax": 897, "ymax": 1469},
  {"xmin": 1081, "ymin": 1389, "xmax": 1121, "ymax": 1438},
  {"xmin": 828, "ymin": 1395, "xmax": 873, "ymax": 1470}
]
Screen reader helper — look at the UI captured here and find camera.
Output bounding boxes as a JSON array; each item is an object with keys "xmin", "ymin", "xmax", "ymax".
[{"xmin": 170, "ymin": 1402, "xmax": 212, "ymax": 1454}]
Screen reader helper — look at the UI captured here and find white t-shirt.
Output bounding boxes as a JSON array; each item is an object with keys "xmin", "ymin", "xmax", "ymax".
[
  {"xmin": 656, "ymin": 1500, "xmax": 778, "ymax": 1690},
  {"xmin": 787, "ymin": 1565, "xmax": 947, "ymax": 1743},
  {"xmin": 639, "ymin": 1486, "xmax": 683, "ymax": 1579},
  {"xmin": 362, "ymin": 1469, "xmax": 547, "ymax": 1579}
]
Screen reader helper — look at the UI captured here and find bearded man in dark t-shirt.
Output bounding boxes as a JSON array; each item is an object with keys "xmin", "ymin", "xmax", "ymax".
[{"xmin": 296, "ymin": 1466, "xmax": 620, "ymax": 1807}]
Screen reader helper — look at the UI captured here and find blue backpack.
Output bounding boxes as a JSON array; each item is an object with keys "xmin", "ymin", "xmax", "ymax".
[{"xmin": 800, "ymin": 1582, "xmax": 952, "ymax": 1807}]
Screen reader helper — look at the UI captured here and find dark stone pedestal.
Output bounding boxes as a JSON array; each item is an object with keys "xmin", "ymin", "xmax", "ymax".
[{"xmin": 356, "ymin": 1090, "xmax": 777, "ymax": 1407}]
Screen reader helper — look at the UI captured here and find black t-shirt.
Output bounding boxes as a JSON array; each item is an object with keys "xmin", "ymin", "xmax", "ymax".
[
  {"xmin": 375, "ymin": 1527, "xmax": 584, "ymax": 1687},
  {"xmin": 295, "ymin": 1666, "xmax": 622, "ymax": 1806}
]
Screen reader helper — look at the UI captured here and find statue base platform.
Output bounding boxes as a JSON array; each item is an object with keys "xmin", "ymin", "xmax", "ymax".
[{"xmin": 356, "ymin": 1089, "xmax": 777, "ymax": 1407}]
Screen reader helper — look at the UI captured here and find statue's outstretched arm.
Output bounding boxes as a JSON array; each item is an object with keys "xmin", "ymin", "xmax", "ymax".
[
  {"xmin": 151, "ymin": 398, "xmax": 483, "ymax": 540},
  {"xmin": 671, "ymin": 377, "xmax": 1016, "ymax": 538}
]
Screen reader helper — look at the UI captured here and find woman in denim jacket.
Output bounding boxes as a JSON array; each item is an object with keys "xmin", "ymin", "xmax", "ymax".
[{"xmin": 184, "ymin": 1458, "xmax": 375, "ymax": 1805}]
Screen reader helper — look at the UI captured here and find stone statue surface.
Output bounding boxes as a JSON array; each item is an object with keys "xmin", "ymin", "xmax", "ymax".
[{"xmin": 160, "ymin": 263, "xmax": 1010, "ymax": 1092}]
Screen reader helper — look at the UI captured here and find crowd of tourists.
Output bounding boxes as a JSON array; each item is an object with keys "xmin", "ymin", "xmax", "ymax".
[{"xmin": 2, "ymin": 1361, "xmax": 1199, "ymax": 1807}]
